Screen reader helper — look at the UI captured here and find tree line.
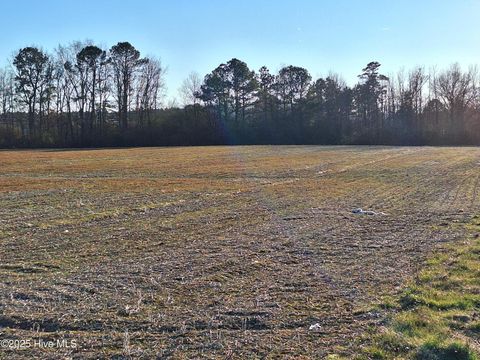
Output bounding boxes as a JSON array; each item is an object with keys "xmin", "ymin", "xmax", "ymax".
[{"xmin": 0, "ymin": 40, "xmax": 479, "ymax": 147}]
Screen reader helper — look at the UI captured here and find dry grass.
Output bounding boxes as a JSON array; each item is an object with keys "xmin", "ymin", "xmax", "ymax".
[{"xmin": 0, "ymin": 145, "xmax": 479, "ymax": 359}]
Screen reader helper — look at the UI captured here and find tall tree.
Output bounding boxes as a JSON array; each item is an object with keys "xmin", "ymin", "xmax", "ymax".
[
  {"xmin": 354, "ymin": 61, "xmax": 389, "ymax": 142},
  {"xmin": 110, "ymin": 42, "xmax": 146, "ymax": 129},
  {"xmin": 13, "ymin": 47, "xmax": 52, "ymax": 139},
  {"xmin": 199, "ymin": 63, "xmax": 231, "ymax": 121},
  {"xmin": 76, "ymin": 45, "xmax": 107, "ymax": 138},
  {"xmin": 276, "ymin": 65, "xmax": 311, "ymax": 141},
  {"xmin": 225, "ymin": 58, "xmax": 257, "ymax": 124},
  {"xmin": 276, "ymin": 65, "xmax": 311, "ymax": 111}
]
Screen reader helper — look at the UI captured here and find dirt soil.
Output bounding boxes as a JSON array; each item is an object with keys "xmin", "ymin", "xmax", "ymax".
[{"xmin": 0, "ymin": 146, "xmax": 479, "ymax": 359}]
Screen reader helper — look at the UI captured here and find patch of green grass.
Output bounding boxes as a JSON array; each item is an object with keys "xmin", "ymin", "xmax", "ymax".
[{"xmin": 362, "ymin": 218, "xmax": 480, "ymax": 359}]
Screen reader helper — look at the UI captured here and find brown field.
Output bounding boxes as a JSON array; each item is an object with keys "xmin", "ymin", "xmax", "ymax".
[{"xmin": 0, "ymin": 146, "xmax": 479, "ymax": 359}]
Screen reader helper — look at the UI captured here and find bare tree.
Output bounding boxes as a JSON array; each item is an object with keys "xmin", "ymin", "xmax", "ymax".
[
  {"xmin": 0, "ymin": 68, "xmax": 16, "ymax": 130},
  {"xmin": 136, "ymin": 57, "xmax": 165, "ymax": 127},
  {"xmin": 435, "ymin": 63, "xmax": 477, "ymax": 139},
  {"xmin": 179, "ymin": 71, "xmax": 202, "ymax": 106}
]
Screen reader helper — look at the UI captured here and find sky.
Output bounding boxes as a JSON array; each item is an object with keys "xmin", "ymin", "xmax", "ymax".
[{"xmin": 1, "ymin": 0, "xmax": 479, "ymax": 103}]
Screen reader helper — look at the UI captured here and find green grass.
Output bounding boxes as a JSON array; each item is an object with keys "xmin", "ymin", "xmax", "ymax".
[{"xmin": 361, "ymin": 217, "xmax": 480, "ymax": 359}]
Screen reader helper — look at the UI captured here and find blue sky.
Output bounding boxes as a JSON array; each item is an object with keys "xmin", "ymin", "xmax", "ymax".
[{"xmin": 1, "ymin": 0, "xmax": 479, "ymax": 102}]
